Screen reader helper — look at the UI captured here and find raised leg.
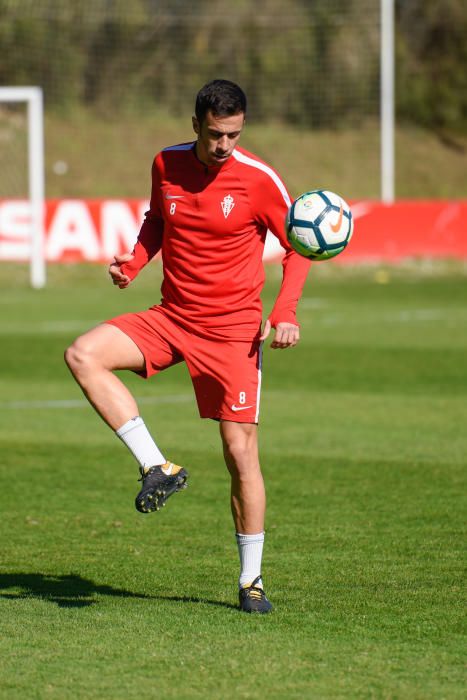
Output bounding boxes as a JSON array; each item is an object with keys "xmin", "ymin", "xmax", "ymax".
[{"xmin": 64, "ymin": 323, "xmax": 145, "ymax": 429}]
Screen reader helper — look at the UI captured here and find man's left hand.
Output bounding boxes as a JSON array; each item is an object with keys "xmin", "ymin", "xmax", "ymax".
[{"xmin": 260, "ymin": 320, "xmax": 300, "ymax": 349}]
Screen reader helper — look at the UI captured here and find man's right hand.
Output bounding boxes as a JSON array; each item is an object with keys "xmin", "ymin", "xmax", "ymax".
[{"xmin": 109, "ymin": 253, "xmax": 134, "ymax": 288}]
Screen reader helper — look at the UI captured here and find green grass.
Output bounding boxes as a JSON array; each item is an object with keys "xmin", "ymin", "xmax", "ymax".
[
  {"xmin": 0, "ymin": 262, "xmax": 466, "ymax": 699},
  {"xmin": 27, "ymin": 109, "xmax": 467, "ymax": 199},
  {"xmin": 3, "ymin": 107, "xmax": 466, "ymax": 200}
]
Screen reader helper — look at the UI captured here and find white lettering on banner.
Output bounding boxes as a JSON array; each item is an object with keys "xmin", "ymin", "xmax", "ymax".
[
  {"xmin": 0, "ymin": 201, "xmax": 32, "ymax": 259},
  {"xmin": 101, "ymin": 201, "xmax": 141, "ymax": 258},
  {"xmin": 46, "ymin": 201, "xmax": 100, "ymax": 261}
]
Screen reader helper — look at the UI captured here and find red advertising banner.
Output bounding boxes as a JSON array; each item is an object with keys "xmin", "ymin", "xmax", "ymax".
[
  {"xmin": 0, "ymin": 198, "xmax": 466, "ymax": 263},
  {"xmin": 343, "ymin": 200, "xmax": 467, "ymax": 263}
]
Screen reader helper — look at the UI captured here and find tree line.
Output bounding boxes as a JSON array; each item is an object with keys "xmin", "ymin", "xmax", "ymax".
[{"xmin": 0, "ymin": 0, "xmax": 465, "ymax": 133}]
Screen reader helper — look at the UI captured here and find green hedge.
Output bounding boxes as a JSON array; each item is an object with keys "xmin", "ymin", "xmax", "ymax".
[{"xmin": 0, "ymin": 0, "xmax": 465, "ymax": 133}]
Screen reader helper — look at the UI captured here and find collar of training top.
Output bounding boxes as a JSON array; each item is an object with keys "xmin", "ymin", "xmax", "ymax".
[{"xmin": 190, "ymin": 142, "xmax": 238, "ymax": 173}]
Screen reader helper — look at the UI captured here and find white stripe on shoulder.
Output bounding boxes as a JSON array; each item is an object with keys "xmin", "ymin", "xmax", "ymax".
[
  {"xmin": 163, "ymin": 142, "xmax": 195, "ymax": 151},
  {"xmin": 232, "ymin": 149, "xmax": 291, "ymax": 207}
]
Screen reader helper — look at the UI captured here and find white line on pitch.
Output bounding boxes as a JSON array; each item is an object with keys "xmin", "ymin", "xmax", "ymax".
[
  {"xmin": 302, "ymin": 308, "xmax": 467, "ymax": 326},
  {"xmin": 0, "ymin": 320, "xmax": 103, "ymax": 335},
  {"xmin": 0, "ymin": 394, "xmax": 193, "ymax": 410}
]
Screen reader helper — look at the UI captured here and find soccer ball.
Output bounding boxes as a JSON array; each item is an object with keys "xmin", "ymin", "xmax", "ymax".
[{"xmin": 286, "ymin": 190, "xmax": 353, "ymax": 260}]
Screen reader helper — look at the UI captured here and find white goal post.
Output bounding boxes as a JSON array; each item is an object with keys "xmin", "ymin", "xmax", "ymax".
[
  {"xmin": 0, "ymin": 86, "xmax": 45, "ymax": 288},
  {"xmin": 380, "ymin": 0, "xmax": 395, "ymax": 204}
]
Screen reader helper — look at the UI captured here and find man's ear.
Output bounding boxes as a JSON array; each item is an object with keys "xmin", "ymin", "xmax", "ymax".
[{"xmin": 192, "ymin": 116, "xmax": 200, "ymax": 135}]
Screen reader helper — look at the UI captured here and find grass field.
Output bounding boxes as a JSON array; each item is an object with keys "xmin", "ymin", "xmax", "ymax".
[
  {"xmin": 0, "ymin": 261, "xmax": 466, "ymax": 699},
  {"xmin": 43, "ymin": 110, "xmax": 467, "ymax": 200},
  {"xmin": 0, "ymin": 108, "xmax": 461, "ymax": 200}
]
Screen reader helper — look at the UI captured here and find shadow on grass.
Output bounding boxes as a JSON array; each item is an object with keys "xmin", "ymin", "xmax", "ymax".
[{"xmin": 0, "ymin": 573, "xmax": 237, "ymax": 610}]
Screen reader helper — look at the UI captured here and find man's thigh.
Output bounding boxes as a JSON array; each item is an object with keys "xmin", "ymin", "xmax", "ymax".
[
  {"xmin": 105, "ymin": 309, "xmax": 184, "ymax": 377},
  {"xmin": 72, "ymin": 322, "xmax": 146, "ymax": 372}
]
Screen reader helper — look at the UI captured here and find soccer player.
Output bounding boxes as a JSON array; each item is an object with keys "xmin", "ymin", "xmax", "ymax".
[{"xmin": 65, "ymin": 79, "xmax": 311, "ymax": 613}]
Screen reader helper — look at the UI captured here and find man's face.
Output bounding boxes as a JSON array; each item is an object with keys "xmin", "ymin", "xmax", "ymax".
[{"xmin": 193, "ymin": 110, "xmax": 245, "ymax": 166}]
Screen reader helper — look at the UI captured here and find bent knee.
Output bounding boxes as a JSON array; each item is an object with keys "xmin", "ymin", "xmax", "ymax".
[
  {"xmin": 64, "ymin": 336, "xmax": 99, "ymax": 374},
  {"xmin": 65, "ymin": 324, "xmax": 144, "ymax": 375}
]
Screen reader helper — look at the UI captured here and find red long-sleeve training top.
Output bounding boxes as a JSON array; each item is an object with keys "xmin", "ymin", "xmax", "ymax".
[{"xmin": 121, "ymin": 142, "xmax": 311, "ymax": 340}]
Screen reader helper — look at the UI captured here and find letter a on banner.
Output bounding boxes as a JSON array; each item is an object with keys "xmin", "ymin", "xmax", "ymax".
[{"xmin": 46, "ymin": 201, "xmax": 100, "ymax": 261}]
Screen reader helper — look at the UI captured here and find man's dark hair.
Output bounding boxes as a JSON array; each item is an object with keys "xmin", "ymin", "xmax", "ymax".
[{"xmin": 195, "ymin": 79, "xmax": 247, "ymax": 124}]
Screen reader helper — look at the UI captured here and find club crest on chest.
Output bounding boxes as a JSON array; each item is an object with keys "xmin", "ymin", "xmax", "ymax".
[{"xmin": 221, "ymin": 194, "xmax": 235, "ymax": 219}]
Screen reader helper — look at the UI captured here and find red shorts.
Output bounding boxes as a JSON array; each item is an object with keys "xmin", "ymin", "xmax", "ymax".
[{"xmin": 106, "ymin": 306, "xmax": 263, "ymax": 423}]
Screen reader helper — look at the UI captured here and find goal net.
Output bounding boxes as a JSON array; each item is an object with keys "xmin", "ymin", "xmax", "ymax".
[{"xmin": 0, "ymin": 87, "xmax": 45, "ymax": 288}]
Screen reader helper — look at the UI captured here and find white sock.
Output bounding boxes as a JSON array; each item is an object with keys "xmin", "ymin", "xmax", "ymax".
[
  {"xmin": 116, "ymin": 416, "xmax": 165, "ymax": 470},
  {"xmin": 236, "ymin": 532, "xmax": 265, "ymax": 589}
]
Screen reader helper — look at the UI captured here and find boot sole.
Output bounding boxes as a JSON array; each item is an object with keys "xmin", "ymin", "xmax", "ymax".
[{"xmin": 135, "ymin": 470, "xmax": 188, "ymax": 513}]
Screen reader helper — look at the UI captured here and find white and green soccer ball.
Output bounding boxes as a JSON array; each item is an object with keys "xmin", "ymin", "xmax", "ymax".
[{"xmin": 286, "ymin": 189, "xmax": 354, "ymax": 260}]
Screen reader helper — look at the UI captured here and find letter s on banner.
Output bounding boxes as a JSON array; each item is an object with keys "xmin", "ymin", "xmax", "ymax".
[{"xmin": 0, "ymin": 200, "xmax": 32, "ymax": 260}]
